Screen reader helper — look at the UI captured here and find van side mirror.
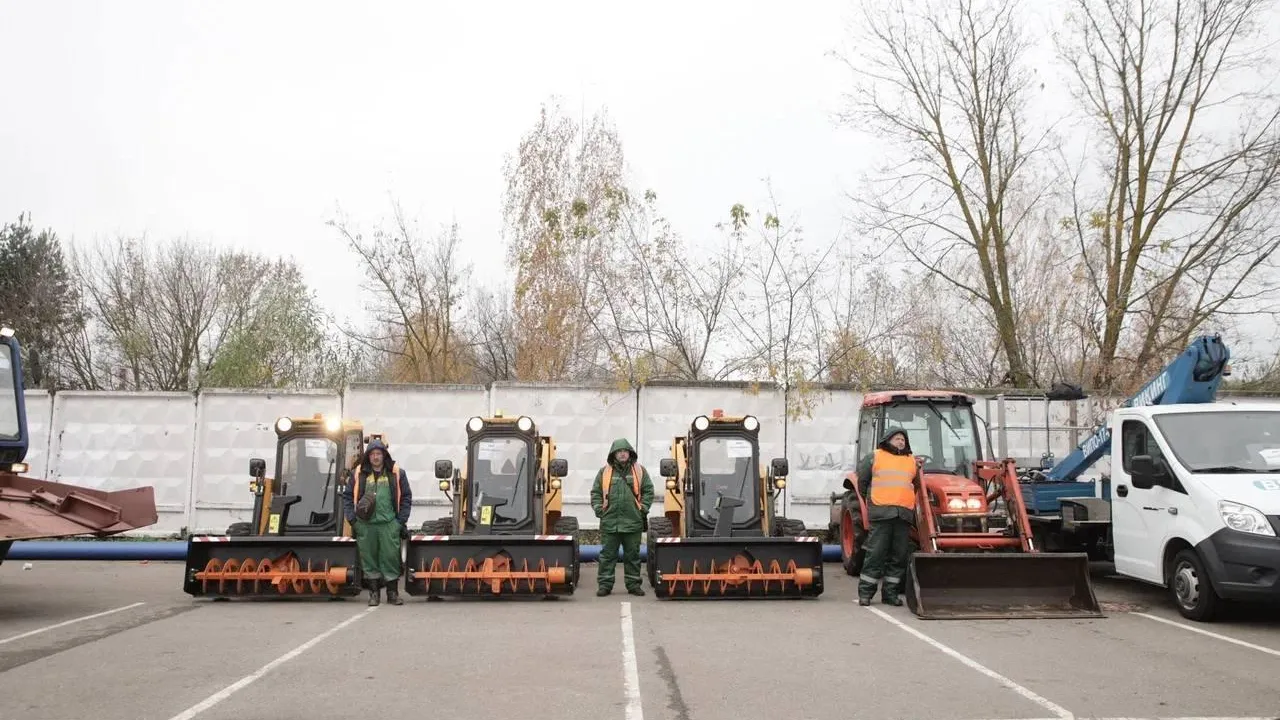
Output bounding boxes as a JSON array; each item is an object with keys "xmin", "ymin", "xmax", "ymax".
[
  {"xmin": 771, "ymin": 457, "xmax": 789, "ymax": 477},
  {"xmin": 249, "ymin": 458, "xmax": 266, "ymax": 477},
  {"xmin": 1129, "ymin": 454, "xmax": 1165, "ymax": 489},
  {"xmin": 435, "ymin": 459, "xmax": 453, "ymax": 480},
  {"xmin": 660, "ymin": 458, "xmax": 677, "ymax": 477},
  {"xmin": 549, "ymin": 458, "xmax": 568, "ymax": 477}
]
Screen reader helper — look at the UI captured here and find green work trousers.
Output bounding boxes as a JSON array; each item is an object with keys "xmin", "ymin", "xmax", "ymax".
[
  {"xmin": 858, "ymin": 517, "xmax": 911, "ymax": 602},
  {"xmin": 356, "ymin": 520, "xmax": 402, "ymax": 581},
  {"xmin": 599, "ymin": 530, "xmax": 642, "ymax": 591}
]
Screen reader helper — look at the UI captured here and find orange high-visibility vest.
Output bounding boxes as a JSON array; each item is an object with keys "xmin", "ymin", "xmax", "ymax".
[
  {"xmin": 869, "ymin": 450, "xmax": 916, "ymax": 509},
  {"xmin": 351, "ymin": 463, "xmax": 402, "ymax": 508},
  {"xmin": 602, "ymin": 464, "xmax": 643, "ymax": 510}
]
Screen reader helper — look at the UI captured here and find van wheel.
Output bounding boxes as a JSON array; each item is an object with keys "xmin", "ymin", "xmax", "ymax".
[{"xmin": 1170, "ymin": 548, "xmax": 1220, "ymax": 622}]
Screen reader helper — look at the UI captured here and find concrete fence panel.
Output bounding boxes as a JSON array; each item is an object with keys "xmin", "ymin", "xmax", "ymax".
[
  {"xmin": 782, "ymin": 389, "xmax": 864, "ymax": 529},
  {"xmin": 47, "ymin": 391, "xmax": 197, "ymax": 536},
  {"xmin": 21, "ymin": 389, "xmax": 53, "ymax": 479},
  {"xmin": 190, "ymin": 389, "xmax": 342, "ymax": 534},
  {"xmin": 342, "ymin": 383, "xmax": 490, "ymax": 529}
]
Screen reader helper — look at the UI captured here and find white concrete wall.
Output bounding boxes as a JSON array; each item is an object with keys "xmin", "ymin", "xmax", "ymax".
[{"xmin": 12, "ymin": 382, "xmax": 1272, "ymax": 536}]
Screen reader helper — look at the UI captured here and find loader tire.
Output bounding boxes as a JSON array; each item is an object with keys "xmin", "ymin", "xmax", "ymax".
[
  {"xmin": 839, "ymin": 506, "xmax": 865, "ymax": 577},
  {"xmin": 420, "ymin": 517, "xmax": 454, "ymax": 535},
  {"xmin": 553, "ymin": 515, "xmax": 581, "ymax": 587},
  {"xmin": 775, "ymin": 517, "xmax": 807, "ymax": 537},
  {"xmin": 645, "ymin": 516, "xmax": 674, "ymax": 588},
  {"xmin": 225, "ymin": 522, "xmax": 253, "ymax": 536}
]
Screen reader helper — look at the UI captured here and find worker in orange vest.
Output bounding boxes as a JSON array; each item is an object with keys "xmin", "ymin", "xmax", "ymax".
[
  {"xmin": 590, "ymin": 438, "xmax": 654, "ymax": 596},
  {"xmin": 855, "ymin": 427, "xmax": 919, "ymax": 606}
]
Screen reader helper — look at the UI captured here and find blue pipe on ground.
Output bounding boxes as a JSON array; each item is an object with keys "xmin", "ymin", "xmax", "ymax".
[{"xmin": 5, "ymin": 541, "xmax": 844, "ymax": 563}]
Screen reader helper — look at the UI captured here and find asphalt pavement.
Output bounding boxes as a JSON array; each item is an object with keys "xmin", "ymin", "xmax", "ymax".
[{"xmin": 1, "ymin": 560, "xmax": 1278, "ymax": 720}]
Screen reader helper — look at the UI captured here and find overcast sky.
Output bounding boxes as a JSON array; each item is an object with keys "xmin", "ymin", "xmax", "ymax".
[{"xmin": 3, "ymin": 0, "xmax": 1277, "ymax": 371}]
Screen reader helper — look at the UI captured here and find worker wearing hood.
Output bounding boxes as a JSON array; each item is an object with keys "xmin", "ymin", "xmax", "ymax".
[
  {"xmin": 343, "ymin": 437, "xmax": 412, "ymax": 606},
  {"xmin": 854, "ymin": 426, "xmax": 918, "ymax": 606},
  {"xmin": 590, "ymin": 438, "xmax": 654, "ymax": 596}
]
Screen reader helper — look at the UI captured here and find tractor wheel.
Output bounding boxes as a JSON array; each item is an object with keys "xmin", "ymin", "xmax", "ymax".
[
  {"xmin": 420, "ymin": 517, "xmax": 454, "ymax": 535},
  {"xmin": 774, "ymin": 517, "xmax": 807, "ymax": 536},
  {"xmin": 554, "ymin": 515, "xmax": 581, "ymax": 587},
  {"xmin": 225, "ymin": 522, "xmax": 253, "ymax": 536},
  {"xmin": 839, "ymin": 508, "xmax": 865, "ymax": 576},
  {"xmin": 645, "ymin": 516, "xmax": 674, "ymax": 588}
]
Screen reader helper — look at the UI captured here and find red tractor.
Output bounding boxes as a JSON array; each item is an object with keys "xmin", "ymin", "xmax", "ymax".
[{"xmin": 829, "ymin": 390, "xmax": 1101, "ymax": 619}]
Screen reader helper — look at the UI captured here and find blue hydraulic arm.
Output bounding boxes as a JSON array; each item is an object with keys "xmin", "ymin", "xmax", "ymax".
[{"xmin": 1039, "ymin": 334, "xmax": 1231, "ymax": 482}]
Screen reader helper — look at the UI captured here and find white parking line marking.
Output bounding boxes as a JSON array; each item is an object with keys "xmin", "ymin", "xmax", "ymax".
[
  {"xmin": 866, "ymin": 607, "xmax": 1074, "ymax": 719},
  {"xmin": 165, "ymin": 607, "xmax": 375, "ymax": 720},
  {"xmin": 967, "ymin": 717, "xmax": 1277, "ymax": 720},
  {"xmin": 0, "ymin": 601, "xmax": 145, "ymax": 646},
  {"xmin": 620, "ymin": 601, "xmax": 644, "ymax": 720},
  {"xmin": 1134, "ymin": 612, "xmax": 1280, "ymax": 659}
]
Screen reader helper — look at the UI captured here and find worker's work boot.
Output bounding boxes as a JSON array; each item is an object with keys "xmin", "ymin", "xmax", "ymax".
[
  {"xmin": 367, "ymin": 579, "xmax": 381, "ymax": 607},
  {"xmin": 858, "ymin": 596, "xmax": 871, "ymax": 606},
  {"xmin": 597, "ymin": 587, "xmax": 611, "ymax": 596},
  {"xmin": 385, "ymin": 579, "xmax": 404, "ymax": 606},
  {"xmin": 627, "ymin": 586, "xmax": 645, "ymax": 597}
]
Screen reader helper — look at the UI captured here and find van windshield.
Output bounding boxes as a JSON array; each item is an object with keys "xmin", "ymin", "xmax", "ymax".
[{"xmin": 1154, "ymin": 411, "xmax": 1280, "ymax": 473}]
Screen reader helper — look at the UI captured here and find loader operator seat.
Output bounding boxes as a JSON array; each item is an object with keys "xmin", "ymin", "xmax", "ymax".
[{"xmin": 696, "ymin": 451, "xmax": 752, "ymax": 523}]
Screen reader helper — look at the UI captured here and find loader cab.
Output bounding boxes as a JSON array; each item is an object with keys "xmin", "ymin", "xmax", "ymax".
[
  {"xmin": 661, "ymin": 410, "xmax": 789, "ymax": 537},
  {"xmin": 245, "ymin": 414, "xmax": 363, "ymax": 536},
  {"xmin": 857, "ymin": 392, "xmax": 985, "ymax": 479},
  {"xmin": 435, "ymin": 414, "xmax": 569, "ymax": 535},
  {"xmin": 0, "ymin": 327, "xmax": 31, "ymax": 473}
]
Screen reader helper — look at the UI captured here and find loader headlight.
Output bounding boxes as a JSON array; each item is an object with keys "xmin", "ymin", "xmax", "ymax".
[
  {"xmin": 693, "ymin": 415, "xmax": 710, "ymax": 431},
  {"xmin": 439, "ymin": 480, "xmax": 451, "ymax": 491},
  {"xmin": 947, "ymin": 498, "xmax": 966, "ymax": 511},
  {"xmin": 324, "ymin": 416, "xmax": 342, "ymax": 433},
  {"xmin": 666, "ymin": 479, "xmax": 677, "ymax": 490},
  {"xmin": 743, "ymin": 415, "xmax": 759, "ymax": 431},
  {"xmin": 517, "ymin": 415, "xmax": 533, "ymax": 432},
  {"xmin": 275, "ymin": 417, "xmax": 292, "ymax": 433},
  {"xmin": 467, "ymin": 417, "xmax": 484, "ymax": 432},
  {"xmin": 10, "ymin": 462, "xmax": 27, "ymax": 474},
  {"xmin": 774, "ymin": 478, "xmax": 786, "ymax": 489},
  {"xmin": 966, "ymin": 497, "xmax": 982, "ymax": 510},
  {"xmin": 550, "ymin": 478, "xmax": 562, "ymax": 489},
  {"xmin": 1219, "ymin": 500, "xmax": 1276, "ymax": 536}
]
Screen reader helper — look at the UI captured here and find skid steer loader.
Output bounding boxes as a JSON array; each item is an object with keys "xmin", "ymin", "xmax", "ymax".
[
  {"xmin": 646, "ymin": 410, "xmax": 823, "ymax": 599},
  {"xmin": 406, "ymin": 413, "xmax": 579, "ymax": 598},
  {"xmin": 829, "ymin": 391, "xmax": 1101, "ymax": 619},
  {"xmin": 183, "ymin": 414, "xmax": 369, "ymax": 599}
]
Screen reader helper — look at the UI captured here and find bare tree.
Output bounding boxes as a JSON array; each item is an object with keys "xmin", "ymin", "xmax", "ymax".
[
  {"xmin": 328, "ymin": 201, "xmax": 473, "ymax": 384},
  {"xmin": 837, "ymin": 0, "xmax": 1054, "ymax": 387},
  {"xmin": 1055, "ymin": 0, "xmax": 1280, "ymax": 390}
]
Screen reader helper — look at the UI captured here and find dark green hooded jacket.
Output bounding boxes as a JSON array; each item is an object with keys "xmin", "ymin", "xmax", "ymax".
[
  {"xmin": 855, "ymin": 426, "xmax": 918, "ymax": 525},
  {"xmin": 590, "ymin": 438, "xmax": 654, "ymax": 534}
]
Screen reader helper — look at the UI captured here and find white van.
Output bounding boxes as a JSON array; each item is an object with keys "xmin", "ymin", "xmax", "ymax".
[{"xmin": 1104, "ymin": 402, "xmax": 1280, "ymax": 620}]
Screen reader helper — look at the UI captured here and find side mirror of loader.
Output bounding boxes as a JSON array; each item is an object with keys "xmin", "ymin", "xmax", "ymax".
[
  {"xmin": 771, "ymin": 457, "xmax": 789, "ymax": 477},
  {"xmin": 549, "ymin": 458, "xmax": 568, "ymax": 477},
  {"xmin": 435, "ymin": 459, "xmax": 453, "ymax": 480},
  {"xmin": 660, "ymin": 458, "xmax": 677, "ymax": 477},
  {"xmin": 249, "ymin": 458, "xmax": 266, "ymax": 477}
]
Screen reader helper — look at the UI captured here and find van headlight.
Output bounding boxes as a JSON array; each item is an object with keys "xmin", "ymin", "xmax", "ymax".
[{"xmin": 1218, "ymin": 500, "xmax": 1276, "ymax": 536}]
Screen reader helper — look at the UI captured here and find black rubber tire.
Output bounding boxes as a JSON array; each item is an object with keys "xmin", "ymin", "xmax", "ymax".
[
  {"xmin": 419, "ymin": 517, "xmax": 454, "ymax": 535},
  {"xmin": 553, "ymin": 515, "xmax": 581, "ymax": 588},
  {"xmin": 1170, "ymin": 547, "xmax": 1221, "ymax": 622},
  {"xmin": 774, "ymin": 517, "xmax": 807, "ymax": 537},
  {"xmin": 645, "ymin": 516, "xmax": 674, "ymax": 589},
  {"xmin": 839, "ymin": 505, "xmax": 866, "ymax": 577},
  {"xmin": 225, "ymin": 522, "xmax": 253, "ymax": 536}
]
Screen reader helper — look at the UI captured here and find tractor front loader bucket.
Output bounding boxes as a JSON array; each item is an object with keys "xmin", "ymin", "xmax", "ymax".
[
  {"xmin": 906, "ymin": 552, "xmax": 1102, "ymax": 620},
  {"xmin": 405, "ymin": 534, "xmax": 579, "ymax": 597},
  {"xmin": 649, "ymin": 536, "xmax": 824, "ymax": 599},
  {"xmin": 0, "ymin": 474, "xmax": 158, "ymax": 541},
  {"xmin": 183, "ymin": 535, "xmax": 361, "ymax": 599}
]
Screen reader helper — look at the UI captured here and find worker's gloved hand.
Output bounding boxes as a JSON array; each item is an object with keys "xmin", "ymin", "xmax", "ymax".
[{"xmin": 399, "ymin": 523, "xmax": 409, "ymax": 539}]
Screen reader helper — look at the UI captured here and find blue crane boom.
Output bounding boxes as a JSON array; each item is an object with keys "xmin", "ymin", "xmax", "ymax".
[{"xmin": 1038, "ymin": 334, "xmax": 1231, "ymax": 483}]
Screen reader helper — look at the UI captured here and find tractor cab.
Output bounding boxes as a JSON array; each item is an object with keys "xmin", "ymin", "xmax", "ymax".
[
  {"xmin": 240, "ymin": 414, "xmax": 365, "ymax": 537},
  {"xmin": 0, "ymin": 327, "xmax": 29, "ymax": 473},
  {"xmin": 659, "ymin": 410, "xmax": 791, "ymax": 538},
  {"xmin": 856, "ymin": 391, "xmax": 989, "ymax": 480},
  {"xmin": 433, "ymin": 414, "xmax": 568, "ymax": 535}
]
